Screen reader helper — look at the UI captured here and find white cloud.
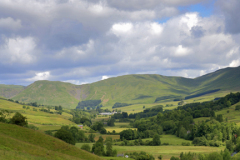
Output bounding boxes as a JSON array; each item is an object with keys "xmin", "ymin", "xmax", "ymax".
[
  {"xmin": 174, "ymin": 45, "xmax": 190, "ymax": 56},
  {"xmin": 180, "ymin": 13, "xmax": 198, "ymax": 29},
  {"xmin": 229, "ymin": 60, "xmax": 240, "ymax": 67},
  {"xmin": 150, "ymin": 23, "xmax": 163, "ymax": 35},
  {"xmin": 0, "ymin": 37, "xmax": 36, "ymax": 64},
  {"xmin": 111, "ymin": 23, "xmax": 133, "ymax": 36},
  {"xmin": 101, "ymin": 76, "xmax": 109, "ymax": 80},
  {"xmin": 26, "ymin": 71, "xmax": 50, "ymax": 81}
]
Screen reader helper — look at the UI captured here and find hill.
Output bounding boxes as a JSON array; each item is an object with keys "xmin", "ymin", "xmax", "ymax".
[
  {"xmin": 0, "ymin": 84, "xmax": 24, "ymax": 98},
  {"xmin": 0, "ymin": 98, "xmax": 74, "ymax": 125},
  {"xmin": 4, "ymin": 66, "xmax": 240, "ymax": 109},
  {"xmin": 0, "ymin": 122, "xmax": 105, "ymax": 160}
]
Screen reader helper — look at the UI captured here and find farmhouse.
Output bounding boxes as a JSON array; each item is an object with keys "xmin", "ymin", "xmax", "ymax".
[
  {"xmin": 99, "ymin": 112, "xmax": 117, "ymax": 115},
  {"xmin": 77, "ymin": 125, "xmax": 83, "ymax": 129}
]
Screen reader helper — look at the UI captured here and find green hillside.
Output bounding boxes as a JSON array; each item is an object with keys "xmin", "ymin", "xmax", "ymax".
[
  {"xmin": 0, "ymin": 122, "xmax": 105, "ymax": 160},
  {"xmin": 0, "ymin": 84, "xmax": 24, "ymax": 98},
  {"xmin": 8, "ymin": 66, "xmax": 240, "ymax": 109},
  {"xmin": 13, "ymin": 80, "xmax": 90, "ymax": 108}
]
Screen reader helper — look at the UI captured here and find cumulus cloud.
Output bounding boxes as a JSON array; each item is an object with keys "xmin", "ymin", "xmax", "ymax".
[
  {"xmin": 101, "ymin": 76, "xmax": 109, "ymax": 80},
  {"xmin": 0, "ymin": 0, "xmax": 240, "ymax": 85},
  {"xmin": 26, "ymin": 71, "xmax": 51, "ymax": 82},
  {"xmin": 0, "ymin": 37, "xmax": 36, "ymax": 64}
]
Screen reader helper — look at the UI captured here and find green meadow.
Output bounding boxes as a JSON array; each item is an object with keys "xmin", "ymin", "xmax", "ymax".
[
  {"xmin": 0, "ymin": 122, "xmax": 105, "ymax": 160},
  {"xmin": 76, "ymin": 134, "xmax": 224, "ymax": 160}
]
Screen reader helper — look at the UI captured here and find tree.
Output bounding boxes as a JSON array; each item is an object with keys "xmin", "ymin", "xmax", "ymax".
[
  {"xmin": 216, "ymin": 114, "xmax": 223, "ymax": 122},
  {"xmin": 54, "ymin": 128, "xmax": 75, "ymax": 145},
  {"xmin": 107, "ymin": 118, "xmax": 115, "ymax": 126},
  {"xmin": 92, "ymin": 136, "xmax": 105, "ymax": 156},
  {"xmin": 158, "ymin": 155, "xmax": 163, "ymax": 160},
  {"xmin": 11, "ymin": 112, "xmax": 28, "ymax": 126},
  {"xmin": 81, "ymin": 144, "xmax": 91, "ymax": 152},
  {"xmin": 88, "ymin": 133, "xmax": 95, "ymax": 142},
  {"xmin": 152, "ymin": 134, "xmax": 161, "ymax": 146},
  {"xmin": 0, "ymin": 110, "xmax": 9, "ymax": 123}
]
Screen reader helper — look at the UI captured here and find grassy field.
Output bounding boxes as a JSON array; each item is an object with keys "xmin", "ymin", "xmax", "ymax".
[
  {"xmin": 0, "ymin": 122, "xmax": 105, "ymax": 160},
  {"xmin": 0, "ymin": 98, "xmax": 77, "ymax": 133},
  {"xmin": 116, "ymin": 135, "xmax": 192, "ymax": 146},
  {"xmin": 76, "ymin": 134, "xmax": 224, "ymax": 160}
]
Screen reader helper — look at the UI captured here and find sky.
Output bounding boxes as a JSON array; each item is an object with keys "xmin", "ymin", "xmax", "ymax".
[{"xmin": 0, "ymin": 0, "xmax": 240, "ymax": 86}]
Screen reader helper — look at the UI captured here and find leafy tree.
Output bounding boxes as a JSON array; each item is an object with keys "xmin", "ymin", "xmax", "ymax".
[
  {"xmin": 216, "ymin": 114, "xmax": 223, "ymax": 122},
  {"xmin": 158, "ymin": 155, "xmax": 163, "ymax": 160},
  {"xmin": 81, "ymin": 144, "xmax": 91, "ymax": 152},
  {"xmin": 54, "ymin": 128, "xmax": 75, "ymax": 145},
  {"xmin": 107, "ymin": 118, "xmax": 115, "ymax": 126},
  {"xmin": 10, "ymin": 112, "xmax": 28, "ymax": 126},
  {"xmin": 88, "ymin": 133, "xmax": 95, "ymax": 142},
  {"xmin": 225, "ymin": 140, "xmax": 233, "ymax": 152},
  {"xmin": 152, "ymin": 134, "xmax": 161, "ymax": 146},
  {"xmin": 92, "ymin": 136, "xmax": 105, "ymax": 156}
]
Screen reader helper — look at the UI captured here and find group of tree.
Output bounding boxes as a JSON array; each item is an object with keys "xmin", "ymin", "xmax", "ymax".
[
  {"xmin": 113, "ymin": 93, "xmax": 240, "ymax": 147},
  {"xmin": 90, "ymin": 122, "xmax": 107, "ymax": 134},
  {"xmin": 81, "ymin": 136, "xmax": 117, "ymax": 157},
  {"xmin": 70, "ymin": 110, "xmax": 92, "ymax": 126},
  {"xmin": 76, "ymin": 100, "xmax": 101, "ymax": 110},
  {"xmin": 112, "ymin": 102, "xmax": 131, "ymax": 109},
  {"xmin": 54, "ymin": 125, "xmax": 90, "ymax": 145},
  {"xmin": 169, "ymin": 149, "xmax": 233, "ymax": 160}
]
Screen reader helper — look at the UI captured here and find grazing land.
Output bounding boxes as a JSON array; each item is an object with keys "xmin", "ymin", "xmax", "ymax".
[{"xmin": 0, "ymin": 122, "xmax": 105, "ymax": 160}]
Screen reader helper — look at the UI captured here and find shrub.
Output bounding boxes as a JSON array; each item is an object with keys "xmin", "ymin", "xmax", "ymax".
[
  {"xmin": 10, "ymin": 112, "xmax": 28, "ymax": 126},
  {"xmin": 54, "ymin": 128, "xmax": 75, "ymax": 145},
  {"xmin": 182, "ymin": 142, "xmax": 190, "ymax": 146},
  {"xmin": 81, "ymin": 144, "xmax": 91, "ymax": 152}
]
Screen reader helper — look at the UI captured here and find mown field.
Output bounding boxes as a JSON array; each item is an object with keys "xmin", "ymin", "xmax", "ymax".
[{"xmin": 76, "ymin": 134, "xmax": 224, "ymax": 160}]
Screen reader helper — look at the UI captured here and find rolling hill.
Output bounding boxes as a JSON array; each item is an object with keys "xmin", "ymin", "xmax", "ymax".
[
  {"xmin": 0, "ymin": 84, "xmax": 24, "ymax": 98},
  {"xmin": 0, "ymin": 122, "xmax": 105, "ymax": 160},
  {"xmin": 2, "ymin": 66, "xmax": 240, "ymax": 109}
]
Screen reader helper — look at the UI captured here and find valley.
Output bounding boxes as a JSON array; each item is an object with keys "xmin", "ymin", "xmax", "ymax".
[{"xmin": 1, "ymin": 67, "xmax": 240, "ymax": 160}]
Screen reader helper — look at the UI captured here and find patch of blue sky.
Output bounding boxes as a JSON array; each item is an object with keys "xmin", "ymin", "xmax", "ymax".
[
  {"xmin": 156, "ymin": 17, "xmax": 170, "ymax": 24},
  {"xmin": 178, "ymin": 0, "xmax": 216, "ymax": 18}
]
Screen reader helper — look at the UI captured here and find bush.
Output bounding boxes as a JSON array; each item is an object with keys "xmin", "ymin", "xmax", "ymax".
[
  {"xmin": 182, "ymin": 142, "xmax": 190, "ymax": 146},
  {"xmin": 54, "ymin": 128, "xmax": 75, "ymax": 145},
  {"xmin": 81, "ymin": 144, "xmax": 91, "ymax": 152},
  {"xmin": 10, "ymin": 112, "xmax": 28, "ymax": 126},
  {"xmin": 235, "ymin": 105, "xmax": 240, "ymax": 110},
  {"xmin": 192, "ymin": 137, "xmax": 209, "ymax": 146}
]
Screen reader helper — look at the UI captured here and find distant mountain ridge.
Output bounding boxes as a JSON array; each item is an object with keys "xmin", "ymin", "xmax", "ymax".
[{"xmin": 1, "ymin": 66, "xmax": 240, "ymax": 108}]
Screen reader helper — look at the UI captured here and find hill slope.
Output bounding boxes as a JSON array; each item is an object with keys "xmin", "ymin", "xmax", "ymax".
[
  {"xmin": 0, "ymin": 84, "xmax": 24, "ymax": 98},
  {"xmin": 0, "ymin": 122, "xmax": 105, "ymax": 160},
  {"xmin": 7, "ymin": 66, "xmax": 240, "ymax": 108}
]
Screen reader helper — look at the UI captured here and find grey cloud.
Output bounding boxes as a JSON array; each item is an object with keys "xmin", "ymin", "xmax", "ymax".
[
  {"xmin": 191, "ymin": 26, "xmax": 205, "ymax": 38},
  {"xmin": 217, "ymin": 0, "xmax": 240, "ymax": 34}
]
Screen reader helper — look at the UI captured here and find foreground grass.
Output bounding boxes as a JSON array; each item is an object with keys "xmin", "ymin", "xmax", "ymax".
[{"xmin": 0, "ymin": 122, "xmax": 105, "ymax": 160}]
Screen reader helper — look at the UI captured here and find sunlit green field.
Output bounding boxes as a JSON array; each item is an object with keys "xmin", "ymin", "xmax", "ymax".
[{"xmin": 0, "ymin": 99, "xmax": 74, "ymax": 126}]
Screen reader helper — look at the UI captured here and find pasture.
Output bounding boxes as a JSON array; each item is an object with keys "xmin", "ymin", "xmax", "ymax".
[{"xmin": 0, "ymin": 99, "xmax": 75, "ymax": 126}]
